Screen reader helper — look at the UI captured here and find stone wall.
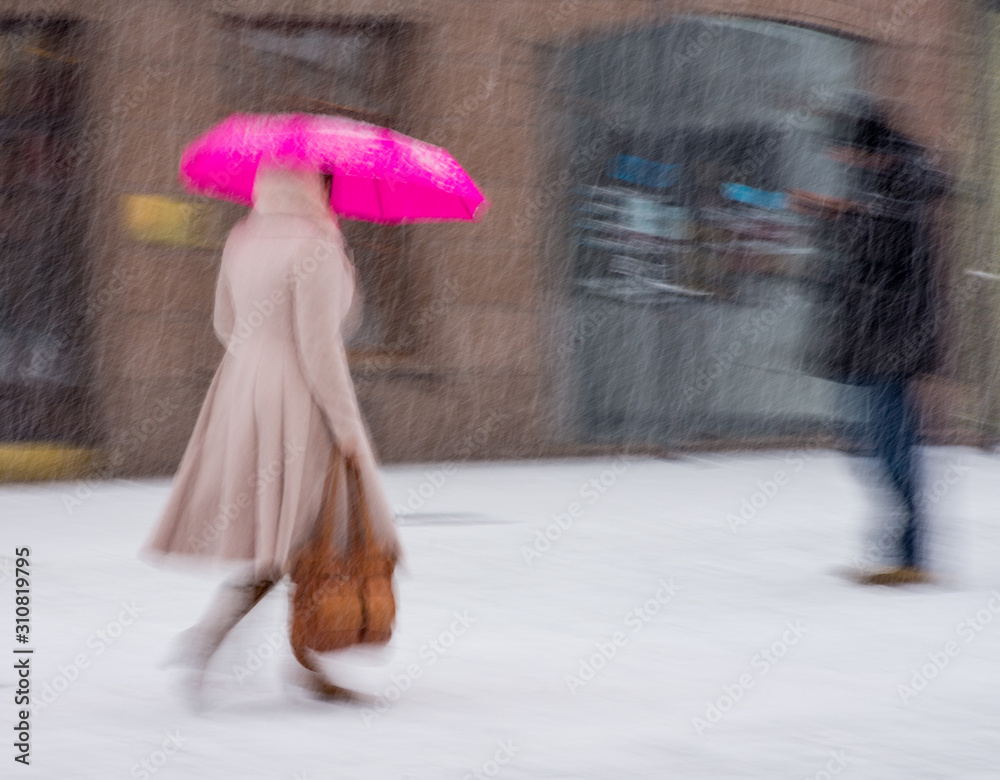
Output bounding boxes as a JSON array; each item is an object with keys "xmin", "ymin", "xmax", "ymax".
[{"xmin": 0, "ymin": 0, "xmax": 975, "ymax": 472}]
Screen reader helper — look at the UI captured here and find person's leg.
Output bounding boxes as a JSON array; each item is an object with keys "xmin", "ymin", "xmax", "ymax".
[
  {"xmin": 868, "ymin": 379, "xmax": 924, "ymax": 569},
  {"xmin": 174, "ymin": 571, "xmax": 277, "ymax": 670},
  {"xmin": 289, "ymin": 600, "xmax": 371, "ymax": 702},
  {"xmin": 895, "ymin": 381, "xmax": 925, "ymax": 569}
]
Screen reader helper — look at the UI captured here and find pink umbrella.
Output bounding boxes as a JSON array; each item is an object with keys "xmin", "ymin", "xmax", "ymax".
[{"xmin": 179, "ymin": 113, "xmax": 488, "ymax": 224}]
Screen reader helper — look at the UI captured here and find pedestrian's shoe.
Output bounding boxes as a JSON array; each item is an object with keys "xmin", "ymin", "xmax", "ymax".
[
  {"xmin": 299, "ymin": 671, "xmax": 371, "ymax": 704},
  {"xmin": 287, "ymin": 660, "xmax": 371, "ymax": 704},
  {"xmin": 290, "ymin": 645, "xmax": 371, "ymax": 704},
  {"xmin": 853, "ymin": 566, "xmax": 934, "ymax": 586}
]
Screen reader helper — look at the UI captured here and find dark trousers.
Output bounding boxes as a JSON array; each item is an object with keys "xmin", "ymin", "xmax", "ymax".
[{"xmin": 856, "ymin": 379, "xmax": 924, "ymax": 568}]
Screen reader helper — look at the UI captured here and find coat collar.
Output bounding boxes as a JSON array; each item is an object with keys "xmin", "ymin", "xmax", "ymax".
[{"xmin": 251, "ymin": 166, "xmax": 333, "ymax": 224}]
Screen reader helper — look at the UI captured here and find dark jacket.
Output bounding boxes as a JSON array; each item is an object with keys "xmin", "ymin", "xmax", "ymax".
[{"xmin": 808, "ymin": 152, "xmax": 946, "ymax": 383}]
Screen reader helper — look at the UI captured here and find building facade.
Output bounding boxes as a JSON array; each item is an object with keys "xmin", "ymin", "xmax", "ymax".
[{"xmin": 0, "ymin": 0, "xmax": 994, "ymax": 477}]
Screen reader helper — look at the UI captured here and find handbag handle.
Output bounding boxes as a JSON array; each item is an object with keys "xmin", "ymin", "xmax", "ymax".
[
  {"xmin": 314, "ymin": 444, "xmax": 343, "ymax": 554},
  {"xmin": 344, "ymin": 453, "xmax": 379, "ymax": 556},
  {"xmin": 314, "ymin": 446, "xmax": 380, "ymax": 558}
]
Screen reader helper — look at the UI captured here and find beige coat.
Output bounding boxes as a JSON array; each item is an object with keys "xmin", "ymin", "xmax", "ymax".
[{"xmin": 144, "ymin": 168, "xmax": 400, "ymax": 577}]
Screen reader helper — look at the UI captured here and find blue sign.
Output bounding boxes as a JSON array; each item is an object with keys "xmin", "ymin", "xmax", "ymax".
[
  {"xmin": 609, "ymin": 154, "xmax": 679, "ymax": 189},
  {"xmin": 720, "ymin": 182, "xmax": 787, "ymax": 210}
]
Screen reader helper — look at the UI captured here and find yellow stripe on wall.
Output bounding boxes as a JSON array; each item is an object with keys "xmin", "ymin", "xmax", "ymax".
[{"xmin": 0, "ymin": 444, "xmax": 102, "ymax": 482}]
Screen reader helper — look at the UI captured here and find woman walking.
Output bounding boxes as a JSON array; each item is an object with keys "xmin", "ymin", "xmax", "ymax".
[{"xmin": 143, "ymin": 165, "xmax": 400, "ymax": 699}]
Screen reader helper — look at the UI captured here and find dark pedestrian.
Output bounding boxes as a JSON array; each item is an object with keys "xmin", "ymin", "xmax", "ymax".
[{"xmin": 790, "ymin": 95, "xmax": 948, "ymax": 585}]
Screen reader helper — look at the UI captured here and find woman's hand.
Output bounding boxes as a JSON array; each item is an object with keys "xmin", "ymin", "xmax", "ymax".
[{"xmin": 335, "ymin": 423, "xmax": 364, "ymax": 458}]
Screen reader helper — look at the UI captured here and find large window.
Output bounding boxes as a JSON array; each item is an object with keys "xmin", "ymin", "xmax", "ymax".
[
  {"xmin": 553, "ymin": 17, "xmax": 865, "ymax": 445},
  {"xmin": 218, "ymin": 16, "xmax": 413, "ymax": 352},
  {"xmin": 0, "ymin": 20, "xmax": 91, "ymax": 441}
]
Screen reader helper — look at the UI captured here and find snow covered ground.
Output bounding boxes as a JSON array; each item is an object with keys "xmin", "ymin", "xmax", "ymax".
[{"xmin": 1, "ymin": 447, "xmax": 999, "ymax": 779}]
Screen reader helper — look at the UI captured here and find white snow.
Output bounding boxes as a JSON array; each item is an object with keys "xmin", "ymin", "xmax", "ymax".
[{"xmin": 1, "ymin": 447, "xmax": 999, "ymax": 779}]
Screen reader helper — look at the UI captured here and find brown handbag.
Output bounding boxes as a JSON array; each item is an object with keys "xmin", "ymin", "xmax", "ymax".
[{"xmin": 290, "ymin": 447, "xmax": 396, "ymax": 654}]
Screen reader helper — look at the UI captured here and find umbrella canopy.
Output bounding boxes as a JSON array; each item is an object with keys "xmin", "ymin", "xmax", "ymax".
[{"xmin": 179, "ymin": 113, "xmax": 488, "ymax": 224}]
